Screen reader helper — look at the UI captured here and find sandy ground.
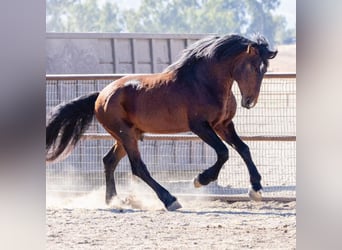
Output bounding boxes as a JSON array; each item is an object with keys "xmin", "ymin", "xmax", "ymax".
[{"xmin": 46, "ymin": 189, "xmax": 296, "ymax": 250}]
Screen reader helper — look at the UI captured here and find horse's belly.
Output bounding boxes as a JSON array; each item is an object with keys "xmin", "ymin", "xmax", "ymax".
[{"xmin": 132, "ymin": 111, "xmax": 189, "ymax": 134}]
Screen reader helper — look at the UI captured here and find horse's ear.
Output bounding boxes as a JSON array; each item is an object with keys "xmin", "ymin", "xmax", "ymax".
[
  {"xmin": 246, "ymin": 44, "xmax": 252, "ymax": 54},
  {"xmin": 268, "ymin": 50, "xmax": 278, "ymax": 59},
  {"xmin": 246, "ymin": 44, "xmax": 257, "ymax": 55}
]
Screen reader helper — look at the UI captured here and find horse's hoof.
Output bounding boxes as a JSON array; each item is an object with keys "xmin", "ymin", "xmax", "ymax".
[
  {"xmin": 105, "ymin": 195, "xmax": 114, "ymax": 205},
  {"xmin": 248, "ymin": 188, "xmax": 262, "ymax": 201},
  {"xmin": 166, "ymin": 200, "xmax": 182, "ymax": 211},
  {"xmin": 193, "ymin": 176, "xmax": 202, "ymax": 188}
]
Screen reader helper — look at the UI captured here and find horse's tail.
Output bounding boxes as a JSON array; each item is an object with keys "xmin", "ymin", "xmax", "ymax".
[{"xmin": 46, "ymin": 92, "xmax": 100, "ymax": 162}]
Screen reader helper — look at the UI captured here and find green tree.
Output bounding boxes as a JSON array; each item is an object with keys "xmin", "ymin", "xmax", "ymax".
[
  {"xmin": 273, "ymin": 15, "xmax": 295, "ymax": 44},
  {"xmin": 98, "ymin": 2, "xmax": 122, "ymax": 32},
  {"xmin": 245, "ymin": 0, "xmax": 281, "ymax": 45},
  {"xmin": 123, "ymin": 0, "xmax": 249, "ymax": 34},
  {"xmin": 123, "ymin": 0, "xmax": 177, "ymax": 32},
  {"xmin": 46, "ymin": 0, "xmax": 73, "ymax": 32},
  {"xmin": 66, "ymin": 0, "xmax": 101, "ymax": 32},
  {"xmin": 188, "ymin": 0, "xmax": 249, "ymax": 34},
  {"xmin": 46, "ymin": 0, "xmax": 295, "ymax": 44},
  {"xmin": 46, "ymin": 0, "xmax": 122, "ymax": 32}
]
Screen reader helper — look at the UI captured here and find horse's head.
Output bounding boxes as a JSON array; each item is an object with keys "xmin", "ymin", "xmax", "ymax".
[{"xmin": 232, "ymin": 38, "xmax": 277, "ymax": 109}]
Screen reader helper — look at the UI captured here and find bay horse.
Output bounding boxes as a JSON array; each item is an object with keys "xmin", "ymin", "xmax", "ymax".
[{"xmin": 46, "ymin": 34, "xmax": 277, "ymax": 211}]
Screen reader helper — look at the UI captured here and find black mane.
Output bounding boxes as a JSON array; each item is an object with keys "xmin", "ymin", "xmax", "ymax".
[{"xmin": 164, "ymin": 34, "xmax": 276, "ymax": 74}]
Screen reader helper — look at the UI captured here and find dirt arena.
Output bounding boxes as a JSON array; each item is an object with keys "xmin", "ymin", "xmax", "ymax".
[{"xmin": 46, "ymin": 188, "xmax": 296, "ymax": 250}]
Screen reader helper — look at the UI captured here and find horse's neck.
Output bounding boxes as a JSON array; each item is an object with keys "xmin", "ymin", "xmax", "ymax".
[
  {"xmin": 203, "ymin": 66, "xmax": 235, "ymax": 98},
  {"xmin": 214, "ymin": 78, "xmax": 234, "ymax": 100},
  {"xmin": 211, "ymin": 60, "xmax": 237, "ymax": 95}
]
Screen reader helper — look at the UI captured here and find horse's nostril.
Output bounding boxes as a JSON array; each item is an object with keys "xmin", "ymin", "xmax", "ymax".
[
  {"xmin": 242, "ymin": 96, "xmax": 255, "ymax": 109},
  {"xmin": 245, "ymin": 97, "xmax": 252, "ymax": 106}
]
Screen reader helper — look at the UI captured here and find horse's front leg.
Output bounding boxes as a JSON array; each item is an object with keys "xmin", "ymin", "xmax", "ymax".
[
  {"xmin": 189, "ymin": 120, "xmax": 229, "ymax": 187},
  {"xmin": 216, "ymin": 122, "xmax": 263, "ymax": 201}
]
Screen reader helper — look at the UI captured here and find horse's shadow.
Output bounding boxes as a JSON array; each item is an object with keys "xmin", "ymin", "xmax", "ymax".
[
  {"xmin": 99, "ymin": 198, "xmax": 296, "ymax": 217},
  {"xmin": 176, "ymin": 209, "xmax": 296, "ymax": 217},
  {"xmin": 97, "ymin": 183, "xmax": 296, "ymax": 215},
  {"xmin": 98, "ymin": 208, "xmax": 140, "ymax": 214},
  {"xmin": 164, "ymin": 181, "xmax": 296, "ymax": 195},
  {"xmin": 99, "ymin": 207, "xmax": 295, "ymax": 217}
]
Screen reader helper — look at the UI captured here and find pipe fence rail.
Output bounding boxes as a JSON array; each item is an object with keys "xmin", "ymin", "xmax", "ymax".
[{"xmin": 46, "ymin": 73, "xmax": 296, "ymax": 201}]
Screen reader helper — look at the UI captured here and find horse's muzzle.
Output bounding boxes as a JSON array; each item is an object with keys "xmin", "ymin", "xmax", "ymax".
[{"xmin": 241, "ymin": 96, "xmax": 257, "ymax": 109}]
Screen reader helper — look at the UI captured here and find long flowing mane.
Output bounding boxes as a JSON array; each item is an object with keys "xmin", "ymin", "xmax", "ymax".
[{"xmin": 164, "ymin": 34, "xmax": 276, "ymax": 75}]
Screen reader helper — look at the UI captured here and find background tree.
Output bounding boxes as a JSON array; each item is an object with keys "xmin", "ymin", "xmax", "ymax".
[
  {"xmin": 46, "ymin": 0, "xmax": 73, "ymax": 32},
  {"xmin": 98, "ymin": 2, "xmax": 122, "ymax": 32},
  {"xmin": 46, "ymin": 0, "xmax": 295, "ymax": 45},
  {"xmin": 66, "ymin": 0, "xmax": 101, "ymax": 32},
  {"xmin": 123, "ymin": 0, "xmax": 248, "ymax": 34},
  {"xmin": 245, "ymin": 0, "xmax": 281, "ymax": 45},
  {"xmin": 273, "ymin": 15, "xmax": 296, "ymax": 44},
  {"xmin": 46, "ymin": 0, "xmax": 122, "ymax": 32}
]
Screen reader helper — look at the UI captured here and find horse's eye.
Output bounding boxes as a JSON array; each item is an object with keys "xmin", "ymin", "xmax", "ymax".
[
  {"xmin": 260, "ymin": 63, "xmax": 267, "ymax": 74},
  {"xmin": 253, "ymin": 65, "xmax": 259, "ymax": 73},
  {"xmin": 256, "ymin": 62, "xmax": 267, "ymax": 74}
]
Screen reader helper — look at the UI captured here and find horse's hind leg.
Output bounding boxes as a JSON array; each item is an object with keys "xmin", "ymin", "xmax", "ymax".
[
  {"xmin": 121, "ymin": 136, "xmax": 181, "ymax": 211},
  {"xmin": 103, "ymin": 142, "xmax": 126, "ymax": 205}
]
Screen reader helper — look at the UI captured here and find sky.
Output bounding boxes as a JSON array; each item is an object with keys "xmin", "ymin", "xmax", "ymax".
[
  {"xmin": 277, "ymin": 0, "xmax": 296, "ymax": 29},
  {"xmin": 99, "ymin": 0, "xmax": 296, "ymax": 30}
]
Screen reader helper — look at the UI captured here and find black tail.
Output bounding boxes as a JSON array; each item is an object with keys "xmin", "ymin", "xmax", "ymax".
[{"xmin": 46, "ymin": 92, "xmax": 100, "ymax": 162}]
